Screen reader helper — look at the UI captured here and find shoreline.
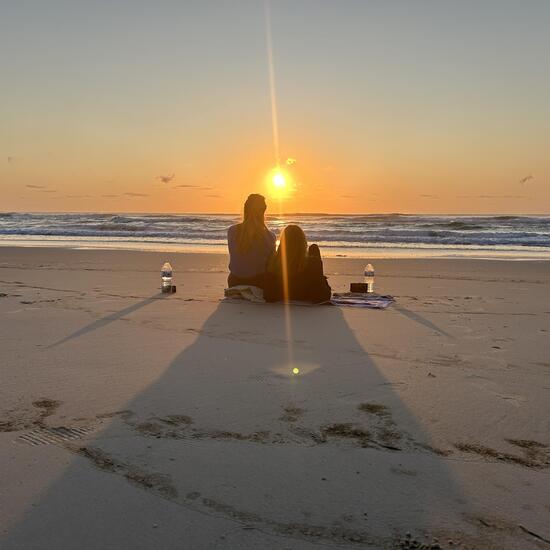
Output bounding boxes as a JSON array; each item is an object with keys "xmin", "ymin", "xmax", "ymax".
[
  {"xmin": 3, "ymin": 245, "xmax": 550, "ymax": 275},
  {"xmin": 2, "ymin": 239, "xmax": 550, "ymax": 261},
  {"xmin": 2, "ymin": 212, "xmax": 550, "ymax": 261}
]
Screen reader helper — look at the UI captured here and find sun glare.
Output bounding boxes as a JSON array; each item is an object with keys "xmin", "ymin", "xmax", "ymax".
[
  {"xmin": 273, "ymin": 172, "xmax": 286, "ymax": 188},
  {"xmin": 267, "ymin": 167, "xmax": 293, "ymax": 200}
]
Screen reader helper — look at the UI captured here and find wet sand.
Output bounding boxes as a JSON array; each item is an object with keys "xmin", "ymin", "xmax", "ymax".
[{"xmin": 1, "ymin": 247, "xmax": 549, "ymax": 549}]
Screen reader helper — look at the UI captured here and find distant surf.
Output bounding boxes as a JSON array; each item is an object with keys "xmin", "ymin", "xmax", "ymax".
[{"xmin": 1, "ymin": 212, "xmax": 550, "ymax": 259}]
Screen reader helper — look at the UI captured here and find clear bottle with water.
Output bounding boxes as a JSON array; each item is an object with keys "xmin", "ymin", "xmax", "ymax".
[
  {"xmin": 364, "ymin": 263, "xmax": 375, "ymax": 293},
  {"xmin": 161, "ymin": 261, "xmax": 173, "ymax": 293}
]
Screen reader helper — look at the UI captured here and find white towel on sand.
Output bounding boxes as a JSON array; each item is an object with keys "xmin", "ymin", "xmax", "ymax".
[
  {"xmin": 223, "ymin": 285, "xmax": 265, "ymax": 303},
  {"xmin": 223, "ymin": 288, "xmax": 394, "ymax": 309},
  {"xmin": 330, "ymin": 293, "xmax": 394, "ymax": 309}
]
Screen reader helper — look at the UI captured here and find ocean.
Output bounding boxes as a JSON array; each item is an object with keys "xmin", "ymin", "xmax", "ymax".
[{"xmin": 1, "ymin": 212, "xmax": 550, "ymax": 259}]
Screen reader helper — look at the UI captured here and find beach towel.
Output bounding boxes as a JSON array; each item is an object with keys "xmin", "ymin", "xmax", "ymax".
[
  {"xmin": 223, "ymin": 285, "xmax": 265, "ymax": 303},
  {"xmin": 223, "ymin": 288, "xmax": 394, "ymax": 309},
  {"xmin": 330, "ymin": 293, "xmax": 394, "ymax": 309},
  {"xmin": 223, "ymin": 287, "xmax": 330, "ymax": 306}
]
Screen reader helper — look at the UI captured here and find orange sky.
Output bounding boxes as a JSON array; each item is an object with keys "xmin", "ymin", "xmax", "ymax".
[{"xmin": 2, "ymin": 1, "xmax": 549, "ymax": 214}]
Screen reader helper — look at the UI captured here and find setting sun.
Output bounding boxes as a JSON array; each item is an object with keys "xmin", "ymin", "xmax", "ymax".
[
  {"xmin": 266, "ymin": 167, "xmax": 293, "ymax": 200},
  {"xmin": 272, "ymin": 172, "xmax": 286, "ymax": 188}
]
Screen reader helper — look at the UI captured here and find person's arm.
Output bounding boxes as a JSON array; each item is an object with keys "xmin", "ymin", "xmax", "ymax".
[
  {"xmin": 227, "ymin": 225, "xmax": 237, "ymax": 255},
  {"xmin": 264, "ymin": 230, "xmax": 277, "ymax": 270},
  {"xmin": 227, "ymin": 226, "xmax": 236, "ymax": 275}
]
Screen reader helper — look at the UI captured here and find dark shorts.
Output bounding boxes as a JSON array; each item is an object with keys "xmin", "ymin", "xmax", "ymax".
[{"xmin": 227, "ymin": 273, "xmax": 266, "ymax": 289}]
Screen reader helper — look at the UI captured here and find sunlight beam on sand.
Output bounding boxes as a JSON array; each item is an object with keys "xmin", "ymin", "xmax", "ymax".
[
  {"xmin": 280, "ymin": 230, "xmax": 295, "ymax": 375},
  {"xmin": 264, "ymin": 1, "xmax": 297, "ymax": 378}
]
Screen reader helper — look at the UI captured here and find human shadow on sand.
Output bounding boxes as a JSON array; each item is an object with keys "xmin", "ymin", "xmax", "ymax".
[
  {"xmin": 393, "ymin": 303, "xmax": 453, "ymax": 338},
  {"xmin": 3, "ymin": 300, "xmax": 475, "ymax": 549},
  {"xmin": 47, "ymin": 294, "xmax": 163, "ymax": 349}
]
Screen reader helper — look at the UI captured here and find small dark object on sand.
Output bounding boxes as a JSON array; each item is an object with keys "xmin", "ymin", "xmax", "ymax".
[{"xmin": 350, "ymin": 282, "xmax": 369, "ymax": 293}]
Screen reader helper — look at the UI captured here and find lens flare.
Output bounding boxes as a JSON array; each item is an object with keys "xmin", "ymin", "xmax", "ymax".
[{"xmin": 292, "ymin": 367, "xmax": 300, "ymax": 375}]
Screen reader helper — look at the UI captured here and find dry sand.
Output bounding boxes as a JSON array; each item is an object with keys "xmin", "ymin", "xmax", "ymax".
[{"xmin": 1, "ymin": 246, "xmax": 549, "ymax": 549}]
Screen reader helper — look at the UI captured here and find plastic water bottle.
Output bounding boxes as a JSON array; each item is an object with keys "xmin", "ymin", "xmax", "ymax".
[
  {"xmin": 161, "ymin": 261, "xmax": 173, "ymax": 293},
  {"xmin": 364, "ymin": 263, "xmax": 375, "ymax": 293}
]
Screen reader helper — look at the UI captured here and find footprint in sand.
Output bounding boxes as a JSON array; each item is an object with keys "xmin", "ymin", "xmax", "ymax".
[
  {"xmin": 454, "ymin": 440, "xmax": 549, "ymax": 469},
  {"xmin": 0, "ymin": 398, "xmax": 61, "ymax": 433},
  {"xmin": 32, "ymin": 398, "xmax": 61, "ymax": 425},
  {"xmin": 134, "ymin": 415, "xmax": 193, "ymax": 439},
  {"xmin": 357, "ymin": 402, "xmax": 403, "ymax": 450},
  {"xmin": 279, "ymin": 405, "xmax": 305, "ymax": 423}
]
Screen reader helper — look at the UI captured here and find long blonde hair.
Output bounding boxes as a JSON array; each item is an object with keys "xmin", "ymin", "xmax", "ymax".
[
  {"xmin": 236, "ymin": 194, "xmax": 268, "ymax": 253},
  {"xmin": 269, "ymin": 224, "xmax": 308, "ymax": 275}
]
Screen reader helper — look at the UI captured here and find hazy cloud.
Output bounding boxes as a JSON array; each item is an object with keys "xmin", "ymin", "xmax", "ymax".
[
  {"xmin": 26, "ymin": 184, "xmax": 57, "ymax": 193},
  {"xmin": 420, "ymin": 194, "xmax": 439, "ymax": 199},
  {"xmin": 157, "ymin": 173, "xmax": 175, "ymax": 184},
  {"xmin": 206, "ymin": 194, "xmax": 222, "ymax": 198},
  {"xmin": 65, "ymin": 194, "xmax": 92, "ymax": 199},
  {"xmin": 341, "ymin": 195, "xmax": 358, "ymax": 199},
  {"xmin": 519, "ymin": 174, "xmax": 534, "ymax": 185},
  {"xmin": 174, "ymin": 184, "xmax": 213, "ymax": 190},
  {"xmin": 124, "ymin": 192, "xmax": 149, "ymax": 197},
  {"xmin": 456, "ymin": 194, "xmax": 526, "ymax": 199},
  {"xmin": 101, "ymin": 194, "xmax": 121, "ymax": 198}
]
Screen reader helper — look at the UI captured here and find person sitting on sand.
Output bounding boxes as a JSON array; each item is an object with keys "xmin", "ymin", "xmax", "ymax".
[
  {"xmin": 264, "ymin": 224, "xmax": 332, "ymax": 303},
  {"xmin": 227, "ymin": 194, "xmax": 276, "ymax": 289}
]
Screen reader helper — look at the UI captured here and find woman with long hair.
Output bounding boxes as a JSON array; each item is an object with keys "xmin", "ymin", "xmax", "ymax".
[
  {"xmin": 264, "ymin": 224, "xmax": 331, "ymax": 303},
  {"xmin": 227, "ymin": 194, "xmax": 276, "ymax": 288}
]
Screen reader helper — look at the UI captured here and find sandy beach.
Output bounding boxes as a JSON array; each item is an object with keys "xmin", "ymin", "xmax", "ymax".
[{"xmin": 1, "ymin": 246, "xmax": 549, "ymax": 549}]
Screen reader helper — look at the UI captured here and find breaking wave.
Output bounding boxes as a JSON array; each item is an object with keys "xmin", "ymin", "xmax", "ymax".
[{"xmin": 1, "ymin": 212, "xmax": 549, "ymax": 254}]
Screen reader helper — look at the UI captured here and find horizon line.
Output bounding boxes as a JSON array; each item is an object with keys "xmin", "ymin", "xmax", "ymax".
[{"xmin": 2, "ymin": 210, "xmax": 550, "ymax": 218}]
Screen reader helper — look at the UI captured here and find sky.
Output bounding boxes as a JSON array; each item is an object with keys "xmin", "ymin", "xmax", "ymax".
[{"xmin": 1, "ymin": 0, "xmax": 549, "ymax": 214}]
